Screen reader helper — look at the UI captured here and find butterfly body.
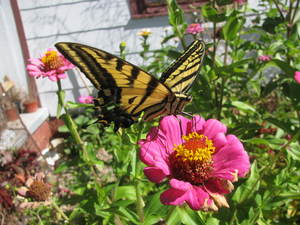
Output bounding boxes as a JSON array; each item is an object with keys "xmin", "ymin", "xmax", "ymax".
[{"xmin": 55, "ymin": 40, "xmax": 205, "ymax": 130}]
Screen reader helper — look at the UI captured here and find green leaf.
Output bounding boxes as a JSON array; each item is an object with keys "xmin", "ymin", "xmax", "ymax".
[
  {"xmin": 166, "ymin": 207, "xmax": 181, "ymax": 225},
  {"xmin": 231, "ymin": 101, "xmax": 257, "ymax": 114},
  {"xmin": 232, "ymin": 161, "xmax": 260, "ymax": 204},
  {"xmin": 117, "ymin": 207, "xmax": 139, "ymax": 224},
  {"xmin": 58, "ymin": 124, "xmax": 69, "ymax": 133},
  {"xmin": 177, "ymin": 207, "xmax": 205, "ymax": 225},
  {"xmin": 216, "ymin": 0, "xmax": 232, "ymax": 6},
  {"xmin": 216, "ymin": 58, "xmax": 253, "ymax": 74},
  {"xmin": 167, "ymin": 49, "xmax": 182, "ymax": 60},
  {"xmin": 206, "ymin": 217, "xmax": 220, "ymax": 225},
  {"xmin": 67, "ymin": 101, "xmax": 93, "ymax": 109},
  {"xmin": 265, "ymin": 59, "xmax": 296, "ymax": 75},
  {"xmin": 201, "ymin": 4, "xmax": 226, "ymax": 23},
  {"xmin": 223, "ymin": 13, "xmax": 245, "ymax": 41},
  {"xmin": 261, "ymin": 80, "xmax": 278, "ymax": 97},
  {"xmin": 279, "ymin": 191, "xmax": 300, "ymax": 199},
  {"xmin": 144, "ymin": 192, "xmax": 167, "ymax": 219},
  {"xmin": 167, "ymin": 0, "xmax": 185, "ymax": 26},
  {"xmin": 287, "ymin": 143, "xmax": 300, "ymax": 161},
  {"xmin": 54, "ymin": 161, "xmax": 69, "ymax": 173},
  {"xmin": 115, "ymin": 186, "xmax": 136, "ymax": 201},
  {"xmin": 265, "ymin": 117, "xmax": 294, "ymax": 134},
  {"xmin": 262, "ymin": 17, "xmax": 284, "ymax": 34},
  {"xmin": 244, "ymin": 138, "xmax": 270, "ymax": 147}
]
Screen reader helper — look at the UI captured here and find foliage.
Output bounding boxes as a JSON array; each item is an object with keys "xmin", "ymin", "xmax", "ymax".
[{"xmin": 6, "ymin": 0, "xmax": 300, "ymax": 224}]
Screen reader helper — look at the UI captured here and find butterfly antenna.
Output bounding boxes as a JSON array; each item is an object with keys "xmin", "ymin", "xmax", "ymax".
[
  {"xmin": 174, "ymin": 115, "xmax": 183, "ymax": 137},
  {"xmin": 181, "ymin": 111, "xmax": 193, "ymax": 118}
]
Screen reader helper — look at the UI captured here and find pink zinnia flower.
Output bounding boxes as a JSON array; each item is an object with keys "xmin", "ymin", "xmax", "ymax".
[
  {"xmin": 186, "ymin": 23, "xmax": 204, "ymax": 35},
  {"xmin": 27, "ymin": 49, "xmax": 74, "ymax": 82},
  {"xmin": 78, "ymin": 95, "xmax": 94, "ymax": 104},
  {"xmin": 294, "ymin": 71, "xmax": 300, "ymax": 84},
  {"xmin": 258, "ymin": 55, "xmax": 272, "ymax": 62},
  {"xmin": 138, "ymin": 115, "xmax": 250, "ymax": 211}
]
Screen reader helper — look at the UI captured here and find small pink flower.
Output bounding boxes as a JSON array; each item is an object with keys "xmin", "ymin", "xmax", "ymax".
[
  {"xmin": 234, "ymin": 0, "xmax": 246, "ymax": 4},
  {"xmin": 294, "ymin": 71, "xmax": 300, "ymax": 84},
  {"xmin": 138, "ymin": 115, "xmax": 250, "ymax": 211},
  {"xmin": 26, "ymin": 49, "xmax": 74, "ymax": 82},
  {"xmin": 186, "ymin": 23, "xmax": 204, "ymax": 35},
  {"xmin": 258, "ymin": 55, "xmax": 272, "ymax": 62},
  {"xmin": 78, "ymin": 95, "xmax": 94, "ymax": 104}
]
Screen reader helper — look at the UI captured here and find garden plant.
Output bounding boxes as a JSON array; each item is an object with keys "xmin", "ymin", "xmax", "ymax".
[{"xmin": 1, "ymin": 0, "xmax": 300, "ymax": 224}]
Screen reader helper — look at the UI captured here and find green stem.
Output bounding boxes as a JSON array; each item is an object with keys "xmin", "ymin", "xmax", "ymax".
[
  {"xmin": 291, "ymin": 0, "xmax": 300, "ymax": 25},
  {"xmin": 217, "ymin": 78, "xmax": 225, "ymax": 120},
  {"xmin": 57, "ymin": 80, "xmax": 84, "ymax": 147},
  {"xmin": 271, "ymin": 0, "xmax": 285, "ymax": 20},
  {"xmin": 179, "ymin": 36, "xmax": 187, "ymax": 50},
  {"xmin": 212, "ymin": 21, "xmax": 217, "ymax": 66},
  {"xmin": 57, "ymin": 79, "xmax": 103, "ymax": 186},
  {"xmin": 135, "ymin": 179, "xmax": 144, "ymax": 223},
  {"xmin": 165, "ymin": 206, "xmax": 177, "ymax": 222},
  {"xmin": 52, "ymin": 200, "xmax": 69, "ymax": 222},
  {"xmin": 132, "ymin": 125, "xmax": 145, "ymax": 223},
  {"xmin": 229, "ymin": 205, "xmax": 237, "ymax": 225}
]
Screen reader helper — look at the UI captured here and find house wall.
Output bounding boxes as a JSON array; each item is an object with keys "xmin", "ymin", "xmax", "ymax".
[
  {"xmin": 0, "ymin": 0, "xmax": 28, "ymax": 93},
  {"xmin": 18, "ymin": 0, "xmax": 176, "ymax": 116}
]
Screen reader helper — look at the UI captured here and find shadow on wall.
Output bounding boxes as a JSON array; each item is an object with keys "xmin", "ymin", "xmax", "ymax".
[
  {"xmin": 124, "ymin": 16, "xmax": 170, "ymax": 30},
  {"xmin": 67, "ymin": 69, "xmax": 81, "ymax": 101}
]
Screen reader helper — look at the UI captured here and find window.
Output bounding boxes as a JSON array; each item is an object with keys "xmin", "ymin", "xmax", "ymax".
[{"xmin": 129, "ymin": 0, "xmax": 206, "ymax": 19}]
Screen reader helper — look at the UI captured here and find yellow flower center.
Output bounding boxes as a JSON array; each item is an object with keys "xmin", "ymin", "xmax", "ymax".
[
  {"xmin": 41, "ymin": 50, "xmax": 64, "ymax": 71},
  {"xmin": 174, "ymin": 132, "xmax": 215, "ymax": 162},
  {"xmin": 170, "ymin": 132, "xmax": 215, "ymax": 185}
]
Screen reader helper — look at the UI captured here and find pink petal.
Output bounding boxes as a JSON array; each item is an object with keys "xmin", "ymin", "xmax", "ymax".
[
  {"xmin": 159, "ymin": 116, "xmax": 183, "ymax": 148},
  {"xmin": 144, "ymin": 167, "xmax": 167, "ymax": 183},
  {"xmin": 28, "ymin": 71, "xmax": 41, "ymax": 77},
  {"xmin": 190, "ymin": 115, "xmax": 206, "ymax": 133},
  {"xmin": 57, "ymin": 73, "xmax": 67, "ymax": 79},
  {"xmin": 48, "ymin": 75, "xmax": 58, "ymax": 81},
  {"xmin": 27, "ymin": 64, "xmax": 40, "ymax": 71},
  {"xmin": 169, "ymin": 179, "xmax": 209, "ymax": 210},
  {"xmin": 161, "ymin": 179, "xmax": 209, "ymax": 210},
  {"xmin": 160, "ymin": 188, "xmax": 187, "ymax": 206},
  {"xmin": 175, "ymin": 115, "xmax": 205, "ymax": 135},
  {"xmin": 203, "ymin": 119, "xmax": 227, "ymax": 140},
  {"xmin": 212, "ymin": 135, "xmax": 250, "ymax": 180},
  {"xmin": 160, "ymin": 179, "xmax": 191, "ymax": 206},
  {"xmin": 45, "ymin": 70, "xmax": 56, "ymax": 76},
  {"xmin": 294, "ymin": 71, "xmax": 300, "ymax": 84},
  {"xmin": 205, "ymin": 178, "xmax": 231, "ymax": 195},
  {"xmin": 212, "ymin": 133, "xmax": 228, "ymax": 152},
  {"xmin": 28, "ymin": 58, "xmax": 42, "ymax": 65},
  {"xmin": 139, "ymin": 140, "xmax": 167, "ymax": 165},
  {"xmin": 185, "ymin": 186, "xmax": 209, "ymax": 210}
]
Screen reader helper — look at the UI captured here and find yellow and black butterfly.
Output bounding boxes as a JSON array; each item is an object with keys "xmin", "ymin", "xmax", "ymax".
[{"xmin": 55, "ymin": 40, "xmax": 205, "ymax": 131}]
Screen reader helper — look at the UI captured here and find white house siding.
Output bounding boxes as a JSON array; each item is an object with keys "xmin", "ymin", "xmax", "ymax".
[
  {"xmin": 0, "ymin": 0, "xmax": 28, "ymax": 93},
  {"xmin": 18, "ymin": 0, "xmax": 176, "ymax": 116}
]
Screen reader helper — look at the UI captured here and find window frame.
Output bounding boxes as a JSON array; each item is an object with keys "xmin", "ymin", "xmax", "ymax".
[{"xmin": 129, "ymin": 0, "xmax": 206, "ymax": 19}]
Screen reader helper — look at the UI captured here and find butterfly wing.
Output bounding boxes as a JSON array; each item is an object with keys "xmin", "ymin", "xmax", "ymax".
[
  {"xmin": 160, "ymin": 40, "xmax": 205, "ymax": 94},
  {"xmin": 55, "ymin": 42, "xmax": 173, "ymax": 130}
]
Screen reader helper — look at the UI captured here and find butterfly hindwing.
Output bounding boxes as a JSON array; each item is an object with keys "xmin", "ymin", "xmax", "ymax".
[
  {"xmin": 55, "ymin": 42, "xmax": 173, "ymax": 129},
  {"xmin": 160, "ymin": 40, "xmax": 205, "ymax": 94}
]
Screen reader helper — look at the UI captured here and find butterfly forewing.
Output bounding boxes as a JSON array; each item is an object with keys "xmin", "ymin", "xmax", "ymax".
[
  {"xmin": 160, "ymin": 40, "xmax": 205, "ymax": 94},
  {"xmin": 55, "ymin": 42, "xmax": 173, "ymax": 128}
]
